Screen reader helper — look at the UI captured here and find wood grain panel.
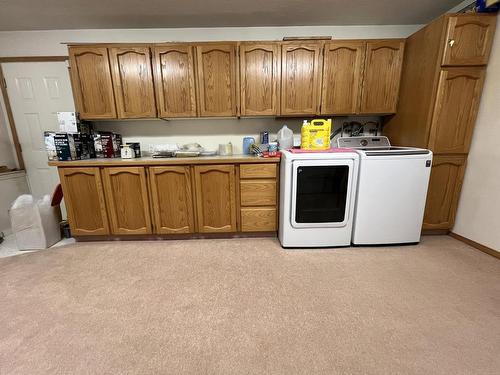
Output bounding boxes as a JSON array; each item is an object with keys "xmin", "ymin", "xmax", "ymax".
[
  {"xmin": 239, "ymin": 42, "xmax": 280, "ymax": 116},
  {"xmin": 109, "ymin": 46, "xmax": 156, "ymax": 118},
  {"xmin": 428, "ymin": 67, "xmax": 485, "ymax": 154},
  {"xmin": 280, "ymin": 42, "xmax": 323, "ymax": 115},
  {"xmin": 240, "ymin": 179, "xmax": 276, "ymax": 206},
  {"xmin": 383, "ymin": 17, "xmax": 447, "ymax": 148},
  {"xmin": 195, "ymin": 44, "xmax": 237, "ymax": 117},
  {"xmin": 58, "ymin": 167, "xmax": 109, "ymax": 235},
  {"xmin": 241, "ymin": 207, "xmax": 277, "ymax": 232},
  {"xmin": 321, "ymin": 41, "xmax": 365, "ymax": 115},
  {"xmin": 102, "ymin": 167, "xmax": 152, "ymax": 235},
  {"xmin": 149, "ymin": 166, "xmax": 195, "ymax": 234},
  {"xmin": 153, "ymin": 44, "xmax": 197, "ymax": 117},
  {"xmin": 194, "ymin": 164, "xmax": 236, "ymax": 233},
  {"xmin": 360, "ymin": 39, "xmax": 405, "ymax": 114},
  {"xmin": 442, "ymin": 15, "xmax": 497, "ymax": 66},
  {"xmin": 239, "ymin": 164, "xmax": 277, "ymax": 179},
  {"xmin": 68, "ymin": 46, "xmax": 116, "ymax": 119},
  {"xmin": 423, "ymin": 155, "xmax": 467, "ymax": 230}
]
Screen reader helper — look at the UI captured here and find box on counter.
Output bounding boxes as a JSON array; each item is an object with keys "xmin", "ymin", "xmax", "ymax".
[
  {"xmin": 54, "ymin": 133, "xmax": 77, "ymax": 161},
  {"xmin": 44, "ymin": 131, "xmax": 57, "ymax": 161},
  {"xmin": 57, "ymin": 112, "xmax": 95, "ymax": 134}
]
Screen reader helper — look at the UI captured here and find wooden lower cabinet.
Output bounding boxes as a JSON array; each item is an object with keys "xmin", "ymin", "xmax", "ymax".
[
  {"xmin": 193, "ymin": 165, "xmax": 237, "ymax": 233},
  {"xmin": 58, "ymin": 167, "xmax": 110, "ymax": 236},
  {"xmin": 102, "ymin": 167, "xmax": 152, "ymax": 235},
  {"xmin": 149, "ymin": 166, "xmax": 195, "ymax": 234},
  {"xmin": 423, "ymin": 155, "xmax": 467, "ymax": 230}
]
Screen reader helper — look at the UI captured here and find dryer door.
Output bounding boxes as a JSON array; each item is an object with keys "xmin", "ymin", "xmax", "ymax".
[{"xmin": 291, "ymin": 159, "xmax": 354, "ymax": 228}]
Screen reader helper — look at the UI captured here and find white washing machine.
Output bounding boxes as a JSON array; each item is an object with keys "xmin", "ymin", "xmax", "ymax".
[
  {"xmin": 337, "ymin": 136, "xmax": 432, "ymax": 245},
  {"xmin": 278, "ymin": 149, "xmax": 359, "ymax": 248}
]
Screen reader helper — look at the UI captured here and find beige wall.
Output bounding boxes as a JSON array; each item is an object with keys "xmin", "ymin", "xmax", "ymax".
[{"xmin": 453, "ymin": 16, "xmax": 500, "ymax": 252}]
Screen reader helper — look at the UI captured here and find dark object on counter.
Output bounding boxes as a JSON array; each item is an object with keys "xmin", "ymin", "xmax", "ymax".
[
  {"xmin": 73, "ymin": 133, "xmax": 82, "ymax": 160},
  {"xmin": 54, "ymin": 133, "xmax": 77, "ymax": 161},
  {"xmin": 113, "ymin": 134, "xmax": 123, "ymax": 157},
  {"xmin": 99, "ymin": 132, "xmax": 116, "ymax": 158},
  {"xmin": 260, "ymin": 131, "xmax": 269, "ymax": 145},
  {"xmin": 127, "ymin": 142, "xmax": 141, "ymax": 158}
]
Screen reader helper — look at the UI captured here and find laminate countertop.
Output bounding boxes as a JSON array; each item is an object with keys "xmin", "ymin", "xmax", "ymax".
[{"xmin": 48, "ymin": 155, "xmax": 281, "ymax": 167}]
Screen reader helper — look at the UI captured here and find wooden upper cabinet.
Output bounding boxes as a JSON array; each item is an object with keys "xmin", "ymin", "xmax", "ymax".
[
  {"xmin": 195, "ymin": 44, "xmax": 237, "ymax": 117},
  {"xmin": 102, "ymin": 167, "xmax": 152, "ymax": 235},
  {"xmin": 58, "ymin": 167, "xmax": 109, "ymax": 236},
  {"xmin": 153, "ymin": 44, "xmax": 197, "ymax": 118},
  {"xmin": 149, "ymin": 166, "xmax": 195, "ymax": 234},
  {"xmin": 281, "ymin": 42, "xmax": 323, "ymax": 116},
  {"xmin": 360, "ymin": 39, "xmax": 405, "ymax": 114},
  {"xmin": 423, "ymin": 155, "xmax": 467, "ymax": 230},
  {"xmin": 442, "ymin": 15, "xmax": 497, "ymax": 66},
  {"xmin": 109, "ymin": 46, "xmax": 156, "ymax": 118},
  {"xmin": 428, "ymin": 67, "xmax": 485, "ymax": 154},
  {"xmin": 321, "ymin": 41, "xmax": 365, "ymax": 115},
  {"xmin": 68, "ymin": 46, "xmax": 116, "ymax": 119},
  {"xmin": 194, "ymin": 165, "xmax": 237, "ymax": 233},
  {"xmin": 239, "ymin": 42, "xmax": 280, "ymax": 116}
]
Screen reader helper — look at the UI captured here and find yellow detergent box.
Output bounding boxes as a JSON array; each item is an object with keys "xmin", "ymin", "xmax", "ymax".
[{"xmin": 300, "ymin": 119, "xmax": 332, "ymax": 150}]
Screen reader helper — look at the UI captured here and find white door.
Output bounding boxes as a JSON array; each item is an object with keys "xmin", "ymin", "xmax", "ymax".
[{"xmin": 2, "ymin": 62, "xmax": 75, "ymax": 199}]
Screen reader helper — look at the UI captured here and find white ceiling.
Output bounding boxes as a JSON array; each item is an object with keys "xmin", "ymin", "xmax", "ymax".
[{"xmin": 0, "ymin": 0, "xmax": 464, "ymax": 31}]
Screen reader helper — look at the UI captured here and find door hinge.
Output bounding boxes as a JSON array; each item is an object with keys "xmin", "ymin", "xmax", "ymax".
[{"xmin": 1, "ymin": 77, "xmax": 6, "ymax": 89}]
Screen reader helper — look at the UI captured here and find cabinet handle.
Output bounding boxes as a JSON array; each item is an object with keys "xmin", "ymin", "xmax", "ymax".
[{"xmin": 448, "ymin": 39, "xmax": 455, "ymax": 48}]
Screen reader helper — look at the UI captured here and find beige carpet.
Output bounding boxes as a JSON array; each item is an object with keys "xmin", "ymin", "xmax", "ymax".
[{"xmin": 0, "ymin": 236, "xmax": 499, "ymax": 375}]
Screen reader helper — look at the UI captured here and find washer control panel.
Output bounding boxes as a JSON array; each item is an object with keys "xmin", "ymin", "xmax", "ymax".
[{"xmin": 337, "ymin": 136, "xmax": 391, "ymax": 149}]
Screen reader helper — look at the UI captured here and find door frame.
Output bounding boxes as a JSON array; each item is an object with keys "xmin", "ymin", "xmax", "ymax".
[{"xmin": 0, "ymin": 56, "xmax": 69, "ymax": 170}]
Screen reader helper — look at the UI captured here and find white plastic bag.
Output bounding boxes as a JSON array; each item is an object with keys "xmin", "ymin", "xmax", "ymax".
[{"xmin": 9, "ymin": 194, "xmax": 61, "ymax": 250}]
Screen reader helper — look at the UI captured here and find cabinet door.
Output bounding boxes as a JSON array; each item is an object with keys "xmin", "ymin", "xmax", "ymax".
[
  {"xmin": 428, "ymin": 67, "xmax": 485, "ymax": 154},
  {"xmin": 68, "ymin": 46, "xmax": 116, "ymax": 119},
  {"xmin": 195, "ymin": 44, "xmax": 237, "ymax": 117},
  {"xmin": 360, "ymin": 39, "xmax": 405, "ymax": 114},
  {"xmin": 149, "ymin": 166, "xmax": 195, "ymax": 234},
  {"xmin": 321, "ymin": 41, "xmax": 365, "ymax": 115},
  {"xmin": 58, "ymin": 167, "xmax": 109, "ymax": 236},
  {"xmin": 423, "ymin": 155, "xmax": 467, "ymax": 230},
  {"xmin": 281, "ymin": 42, "xmax": 323, "ymax": 116},
  {"xmin": 153, "ymin": 44, "xmax": 197, "ymax": 118},
  {"xmin": 102, "ymin": 167, "xmax": 152, "ymax": 235},
  {"xmin": 194, "ymin": 165, "xmax": 236, "ymax": 233},
  {"xmin": 109, "ymin": 46, "xmax": 156, "ymax": 118},
  {"xmin": 239, "ymin": 43, "xmax": 280, "ymax": 116},
  {"xmin": 442, "ymin": 15, "xmax": 497, "ymax": 66}
]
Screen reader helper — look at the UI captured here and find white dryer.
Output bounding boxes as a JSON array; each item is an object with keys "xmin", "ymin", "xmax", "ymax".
[
  {"xmin": 278, "ymin": 149, "xmax": 359, "ymax": 248},
  {"xmin": 337, "ymin": 136, "xmax": 433, "ymax": 245}
]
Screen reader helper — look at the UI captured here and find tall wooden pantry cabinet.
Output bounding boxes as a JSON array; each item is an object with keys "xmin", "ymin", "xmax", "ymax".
[{"xmin": 384, "ymin": 13, "xmax": 497, "ymax": 231}]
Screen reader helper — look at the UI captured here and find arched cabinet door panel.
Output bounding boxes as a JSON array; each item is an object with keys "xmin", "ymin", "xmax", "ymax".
[
  {"xmin": 280, "ymin": 42, "xmax": 323, "ymax": 116},
  {"xmin": 195, "ymin": 44, "xmax": 237, "ymax": 117},
  {"xmin": 149, "ymin": 166, "xmax": 195, "ymax": 234},
  {"xmin": 102, "ymin": 167, "xmax": 152, "ymax": 235},
  {"xmin": 58, "ymin": 167, "xmax": 110, "ymax": 236},
  {"xmin": 153, "ymin": 44, "xmax": 197, "ymax": 118},
  {"xmin": 321, "ymin": 41, "xmax": 365, "ymax": 115},
  {"xmin": 239, "ymin": 43, "xmax": 280, "ymax": 116},
  {"xmin": 109, "ymin": 46, "xmax": 157, "ymax": 118},
  {"xmin": 193, "ymin": 165, "xmax": 236, "ymax": 233},
  {"xmin": 360, "ymin": 39, "xmax": 405, "ymax": 114},
  {"xmin": 423, "ymin": 155, "xmax": 466, "ymax": 230},
  {"xmin": 68, "ymin": 46, "xmax": 116, "ymax": 119},
  {"xmin": 442, "ymin": 15, "xmax": 497, "ymax": 66}
]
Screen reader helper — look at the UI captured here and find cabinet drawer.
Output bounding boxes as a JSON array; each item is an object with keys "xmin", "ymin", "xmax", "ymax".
[
  {"xmin": 240, "ymin": 164, "xmax": 277, "ymax": 179},
  {"xmin": 241, "ymin": 208, "xmax": 277, "ymax": 232},
  {"xmin": 240, "ymin": 180, "xmax": 276, "ymax": 206}
]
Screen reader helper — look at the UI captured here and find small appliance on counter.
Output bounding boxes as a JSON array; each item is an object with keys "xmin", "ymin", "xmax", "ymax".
[{"xmin": 337, "ymin": 136, "xmax": 432, "ymax": 245}]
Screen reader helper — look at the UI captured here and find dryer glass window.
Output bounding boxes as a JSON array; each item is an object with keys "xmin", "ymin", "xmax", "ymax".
[{"xmin": 295, "ymin": 166, "xmax": 349, "ymax": 223}]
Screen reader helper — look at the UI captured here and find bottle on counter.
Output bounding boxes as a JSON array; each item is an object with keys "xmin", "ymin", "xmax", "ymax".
[{"xmin": 277, "ymin": 124, "xmax": 293, "ymax": 150}]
